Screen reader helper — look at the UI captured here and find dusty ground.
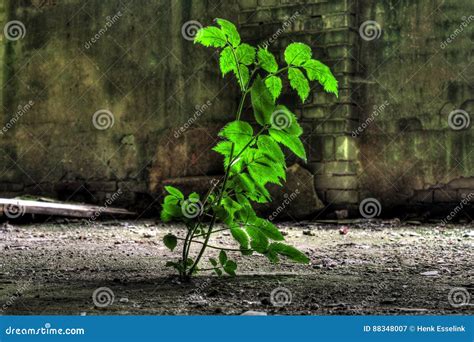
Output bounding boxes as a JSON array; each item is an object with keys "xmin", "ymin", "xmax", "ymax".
[{"xmin": 0, "ymin": 219, "xmax": 473, "ymax": 315}]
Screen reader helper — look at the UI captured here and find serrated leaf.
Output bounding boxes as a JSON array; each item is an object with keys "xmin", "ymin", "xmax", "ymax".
[
  {"xmin": 236, "ymin": 64, "xmax": 250, "ymax": 91},
  {"xmin": 194, "ymin": 26, "xmax": 227, "ymax": 48},
  {"xmin": 236, "ymin": 44, "xmax": 256, "ymax": 65},
  {"xmin": 163, "ymin": 234, "xmax": 177, "ymax": 251},
  {"xmin": 223, "ymin": 260, "xmax": 237, "ymax": 276},
  {"xmin": 230, "ymin": 225, "xmax": 250, "ymax": 251},
  {"xmin": 288, "ymin": 67, "xmax": 310, "ymax": 103},
  {"xmin": 265, "ymin": 249, "xmax": 280, "ymax": 263},
  {"xmin": 219, "ymin": 250, "xmax": 228, "ymax": 266},
  {"xmin": 219, "ymin": 46, "xmax": 236, "ymax": 76},
  {"xmin": 218, "ymin": 121, "xmax": 254, "ymax": 150},
  {"xmin": 213, "ymin": 141, "xmax": 233, "ymax": 167},
  {"xmin": 209, "ymin": 257, "xmax": 218, "ymax": 267},
  {"xmin": 257, "ymin": 48, "xmax": 278, "ymax": 73},
  {"xmin": 164, "ymin": 186, "xmax": 184, "ymax": 199},
  {"xmin": 236, "ymin": 173, "xmax": 255, "ymax": 193},
  {"xmin": 303, "ymin": 59, "xmax": 338, "ymax": 97},
  {"xmin": 256, "ymin": 218, "xmax": 284, "ymax": 241},
  {"xmin": 257, "ymin": 135, "xmax": 285, "ymax": 164},
  {"xmin": 222, "ymin": 197, "xmax": 242, "ymax": 219},
  {"xmin": 251, "ymin": 75, "xmax": 275, "ymax": 126},
  {"xmin": 246, "ymin": 226, "xmax": 269, "ymax": 253},
  {"xmin": 248, "ymin": 159, "xmax": 283, "ymax": 186},
  {"xmin": 269, "ymin": 129, "xmax": 307, "ymax": 161},
  {"xmin": 216, "ymin": 18, "xmax": 240, "ymax": 47},
  {"xmin": 265, "ymin": 76, "xmax": 282, "ymax": 101},
  {"xmin": 269, "ymin": 242, "xmax": 310, "ymax": 263},
  {"xmin": 271, "ymin": 105, "xmax": 303, "ymax": 136},
  {"xmin": 284, "ymin": 42, "xmax": 312, "ymax": 66}
]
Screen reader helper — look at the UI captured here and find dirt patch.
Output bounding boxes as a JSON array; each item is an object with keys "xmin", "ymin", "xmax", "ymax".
[{"xmin": 0, "ymin": 220, "xmax": 473, "ymax": 315}]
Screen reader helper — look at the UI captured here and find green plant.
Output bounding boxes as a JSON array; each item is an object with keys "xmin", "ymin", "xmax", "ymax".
[{"xmin": 160, "ymin": 19, "xmax": 338, "ymax": 280}]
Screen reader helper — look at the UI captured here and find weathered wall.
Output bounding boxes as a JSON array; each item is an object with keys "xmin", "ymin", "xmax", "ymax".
[
  {"xmin": 0, "ymin": 0, "xmax": 472, "ymax": 218},
  {"xmin": 356, "ymin": 0, "xmax": 474, "ymax": 212},
  {"xmin": 0, "ymin": 0, "xmax": 239, "ymax": 208}
]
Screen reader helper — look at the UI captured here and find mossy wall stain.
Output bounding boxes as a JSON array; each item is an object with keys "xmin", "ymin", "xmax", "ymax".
[{"xmin": 0, "ymin": 0, "xmax": 472, "ymax": 210}]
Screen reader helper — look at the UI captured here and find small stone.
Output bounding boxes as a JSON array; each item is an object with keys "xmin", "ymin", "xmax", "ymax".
[
  {"xmin": 241, "ymin": 310, "xmax": 267, "ymax": 316},
  {"xmin": 119, "ymin": 298, "xmax": 129, "ymax": 303},
  {"xmin": 142, "ymin": 232, "xmax": 155, "ymax": 238},
  {"xmin": 303, "ymin": 230, "xmax": 315, "ymax": 236},
  {"xmin": 420, "ymin": 270, "xmax": 439, "ymax": 276},
  {"xmin": 339, "ymin": 226, "xmax": 349, "ymax": 235},
  {"xmin": 463, "ymin": 231, "xmax": 474, "ymax": 238}
]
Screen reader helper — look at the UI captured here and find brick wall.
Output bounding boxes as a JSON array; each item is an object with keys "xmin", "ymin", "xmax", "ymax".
[{"xmin": 0, "ymin": 0, "xmax": 472, "ymax": 218}]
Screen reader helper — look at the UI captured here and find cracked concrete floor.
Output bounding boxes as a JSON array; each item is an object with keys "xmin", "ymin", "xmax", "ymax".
[{"xmin": 0, "ymin": 219, "xmax": 473, "ymax": 315}]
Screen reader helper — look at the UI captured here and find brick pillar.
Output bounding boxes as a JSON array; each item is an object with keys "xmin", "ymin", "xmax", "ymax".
[{"xmin": 237, "ymin": 0, "xmax": 361, "ymax": 207}]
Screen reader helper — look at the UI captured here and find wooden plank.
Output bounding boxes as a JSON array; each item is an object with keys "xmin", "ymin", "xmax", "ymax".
[{"xmin": 0, "ymin": 198, "xmax": 135, "ymax": 218}]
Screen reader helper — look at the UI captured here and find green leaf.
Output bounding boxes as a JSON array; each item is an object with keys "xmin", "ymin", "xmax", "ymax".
[
  {"xmin": 219, "ymin": 121, "xmax": 253, "ymax": 150},
  {"xmin": 209, "ymin": 257, "xmax": 218, "ymax": 267},
  {"xmin": 270, "ymin": 105, "xmax": 303, "ymax": 136},
  {"xmin": 236, "ymin": 44, "xmax": 256, "ymax": 65},
  {"xmin": 236, "ymin": 64, "xmax": 250, "ymax": 91},
  {"xmin": 303, "ymin": 59, "xmax": 338, "ymax": 97},
  {"xmin": 160, "ymin": 209, "xmax": 173, "ymax": 222},
  {"xmin": 250, "ymin": 75, "xmax": 275, "ymax": 126},
  {"xmin": 284, "ymin": 42, "xmax": 312, "ymax": 66},
  {"xmin": 265, "ymin": 76, "xmax": 282, "ymax": 101},
  {"xmin": 269, "ymin": 129, "xmax": 307, "ymax": 161},
  {"xmin": 288, "ymin": 67, "xmax": 310, "ymax": 103},
  {"xmin": 222, "ymin": 197, "xmax": 242, "ymax": 220},
  {"xmin": 230, "ymin": 226, "xmax": 250, "ymax": 251},
  {"xmin": 223, "ymin": 260, "xmax": 237, "ymax": 276},
  {"xmin": 253, "ymin": 218, "xmax": 284, "ymax": 241},
  {"xmin": 257, "ymin": 48, "xmax": 278, "ymax": 73},
  {"xmin": 214, "ymin": 268, "xmax": 223, "ymax": 276},
  {"xmin": 194, "ymin": 26, "xmax": 227, "ymax": 48},
  {"xmin": 236, "ymin": 173, "xmax": 255, "ymax": 193},
  {"xmin": 164, "ymin": 186, "xmax": 184, "ymax": 199},
  {"xmin": 248, "ymin": 158, "xmax": 284, "ymax": 186},
  {"xmin": 216, "ymin": 18, "xmax": 240, "ymax": 47},
  {"xmin": 219, "ymin": 250, "xmax": 228, "ymax": 266},
  {"xmin": 265, "ymin": 249, "xmax": 280, "ymax": 263},
  {"xmin": 163, "ymin": 234, "xmax": 178, "ymax": 251},
  {"xmin": 219, "ymin": 46, "xmax": 236, "ymax": 76},
  {"xmin": 257, "ymin": 135, "xmax": 285, "ymax": 164},
  {"xmin": 269, "ymin": 242, "xmax": 310, "ymax": 263},
  {"xmin": 246, "ymin": 226, "xmax": 269, "ymax": 253}
]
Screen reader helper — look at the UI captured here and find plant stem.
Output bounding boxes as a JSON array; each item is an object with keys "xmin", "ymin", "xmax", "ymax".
[
  {"xmin": 176, "ymin": 237, "xmax": 248, "ymax": 252},
  {"xmin": 188, "ymin": 90, "xmax": 250, "ymax": 276}
]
